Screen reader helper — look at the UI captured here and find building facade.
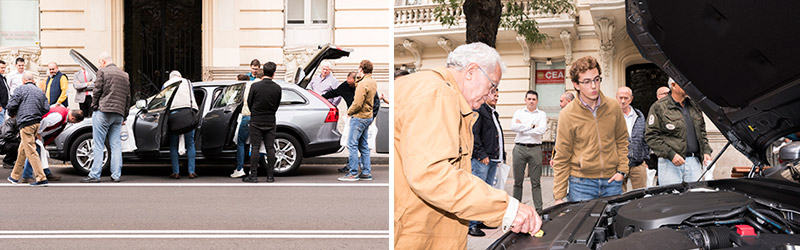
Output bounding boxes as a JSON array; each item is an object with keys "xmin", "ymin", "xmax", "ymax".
[
  {"xmin": 394, "ymin": 0, "xmax": 750, "ymax": 178},
  {"xmin": 0, "ymin": 0, "xmax": 390, "ymax": 100}
]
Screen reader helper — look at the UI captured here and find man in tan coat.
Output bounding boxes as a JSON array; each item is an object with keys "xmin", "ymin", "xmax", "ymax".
[
  {"xmin": 394, "ymin": 42, "xmax": 541, "ymax": 249},
  {"xmin": 553, "ymin": 56, "xmax": 629, "ymax": 204}
]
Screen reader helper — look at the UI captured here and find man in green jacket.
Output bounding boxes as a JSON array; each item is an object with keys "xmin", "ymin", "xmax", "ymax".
[{"xmin": 645, "ymin": 78, "xmax": 712, "ymax": 185}]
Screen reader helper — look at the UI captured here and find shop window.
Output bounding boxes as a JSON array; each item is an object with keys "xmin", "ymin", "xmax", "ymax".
[
  {"xmin": 533, "ymin": 61, "xmax": 566, "ymax": 118},
  {"xmin": 0, "ymin": 0, "xmax": 39, "ymax": 46}
]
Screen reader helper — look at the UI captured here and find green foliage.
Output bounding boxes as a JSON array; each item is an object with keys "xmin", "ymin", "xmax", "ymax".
[{"xmin": 431, "ymin": 0, "xmax": 574, "ymax": 43}]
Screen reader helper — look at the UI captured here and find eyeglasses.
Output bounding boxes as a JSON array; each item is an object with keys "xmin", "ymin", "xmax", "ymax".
[
  {"xmin": 578, "ymin": 76, "xmax": 602, "ymax": 86},
  {"xmin": 477, "ymin": 66, "xmax": 498, "ymax": 94}
]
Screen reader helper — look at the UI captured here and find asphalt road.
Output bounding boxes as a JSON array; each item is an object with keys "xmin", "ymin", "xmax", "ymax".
[{"xmin": 0, "ymin": 163, "xmax": 389, "ymax": 249}]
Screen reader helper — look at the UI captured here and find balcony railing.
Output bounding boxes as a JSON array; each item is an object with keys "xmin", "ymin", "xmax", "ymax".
[{"xmin": 395, "ymin": 1, "xmax": 574, "ymax": 27}]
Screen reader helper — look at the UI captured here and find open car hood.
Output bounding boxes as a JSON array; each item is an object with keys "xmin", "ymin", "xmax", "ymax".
[
  {"xmin": 295, "ymin": 44, "xmax": 352, "ymax": 89},
  {"xmin": 627, "ymin": 0, "xmax": 800, "ymax": 166},
  {"xmin": 69, "ymin": 49, "xmax": 98, "ymax": 79}
]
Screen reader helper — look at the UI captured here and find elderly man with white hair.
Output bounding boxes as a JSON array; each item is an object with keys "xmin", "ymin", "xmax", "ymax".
[
  {"xmin": 394, "ymin": 42, "xmax": 541, "ymax": 249},
  {"xmin": 81, "ymin": 52, "xmax": 131, "ymax": 183},
  {"xmin": 307, "ymin": 61, "xmax": 341, "ymax": 106}
]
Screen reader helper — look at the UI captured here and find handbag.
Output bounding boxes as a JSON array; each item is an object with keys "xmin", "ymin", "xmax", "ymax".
[{"xmin": 168, "ymin": 81, "xmax": 200, "ymax": 134}]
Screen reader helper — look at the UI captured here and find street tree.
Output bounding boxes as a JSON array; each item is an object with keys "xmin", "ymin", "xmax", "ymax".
[{"xmin": 432, "ymin": 0, "xmax": 573, "ymax": 47}]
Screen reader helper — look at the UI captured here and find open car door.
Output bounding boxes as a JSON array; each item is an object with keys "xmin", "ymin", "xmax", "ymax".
[
  {"xmin": 200, "ymin": 82, "xmax": 245, "ymax": 155},
  {"xmin": 295, "ymin": 44, "xmax": 352, "ymax": 89},
  {"xmin": 133, "ymin": 81, "xmax": 181, "ymax": 153}
]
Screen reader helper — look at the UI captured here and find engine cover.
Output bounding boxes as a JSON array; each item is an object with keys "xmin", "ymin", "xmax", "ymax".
[{"xmin": 614, "ymin": 191, "xmax": 751, "ymax": 237}]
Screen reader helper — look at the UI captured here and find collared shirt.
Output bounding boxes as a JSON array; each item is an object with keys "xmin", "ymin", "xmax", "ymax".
[
  {"xmin": 578, "ymin": 94, "xmax": 602, "ymax": 117},
  {"xmin": 308, "ymin": 73, "xmax": 341, "ymax": 106},
  {"xmin": 623, "ymin": 107, "xmax": 637, "ymax": 136},
  {"xmin": 510, "ymin": 108, "xmax": 548, "ymax": 144},
  {"xmin": 6, "ymin": 70, "xmax": 28, "ymax": 96},
  {"xmin": 490, "ymin": 105, "xmax": 504, "ymax": 162}
]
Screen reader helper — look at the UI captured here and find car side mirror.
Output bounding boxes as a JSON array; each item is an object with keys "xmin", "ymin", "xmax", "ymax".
[{"xmin": 135, "ymin": 99, "xmax": 147, "ymax": 110}]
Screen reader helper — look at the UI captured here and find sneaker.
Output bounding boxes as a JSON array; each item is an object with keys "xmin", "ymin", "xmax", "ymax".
[
  {"xmin": 230, "ymin": 169, "xmax": 246, "ymax": 178},
  {"xmin": 358, "ymin": 174, "xmax": 373, "ymax": 181},
  {"xmin": 80, "ymin": 177, "xmax": 100, "ymax": 183},
  {"xmin": 242, "ymin": 176, "xmax": 259, "ymax": 183},
  {"xmin": 338, "ymin": 174, "xmax": 359, "ymax": 182},
  {"xmin": 2, "ymin": 163, "xmax": 13, "ymax": 169},
  {"xmin": 111, "ymin": 178, "xmax": 121, "ymax": 183},
  {"xmin": 46, "ymin": 175, "xmax": 62, "ymax": 181},
  {"xmin": 30, "ymin": 180, "xmax": 49, "ymax": 187},
  {"xmin": 21, "ymin": 178, "xmax": 35, "ymax": 183},
  {"xmin": 337, "ymin": 166, "xmax": 349, "ymax": 173},
  {"xmin": 7, "ymin": 176, "xmax": 18, "ymax": 185}
]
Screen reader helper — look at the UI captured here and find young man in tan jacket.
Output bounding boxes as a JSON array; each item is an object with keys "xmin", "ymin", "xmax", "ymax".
[
  {"xmin": 394, "ymin": 43, "xmax": 540, "ymax": 249},
  {"xmin": 552, "ymin": 56, "xmax": 629, "ymax": 204},
  {"xmin": 338, "ymin": 60, "xmax": 377, "ymax": 181}
]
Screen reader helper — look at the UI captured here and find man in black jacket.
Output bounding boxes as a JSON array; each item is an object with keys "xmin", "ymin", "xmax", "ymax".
[
  {"xmin": 0, "ymin": 60, "xmax": 10, "ymax": 169},
  {"xmin": 467, "ymin": 91, "xmax": 505, "ymax": 236},
  {"xmin": 242, "ymin": 62, "xmax": 281, "ymax": 183}
]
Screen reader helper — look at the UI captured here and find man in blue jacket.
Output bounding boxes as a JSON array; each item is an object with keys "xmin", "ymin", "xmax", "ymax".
[{"xmin": 6, "ymin": 72, "xmax": 50, "ymax": 186}]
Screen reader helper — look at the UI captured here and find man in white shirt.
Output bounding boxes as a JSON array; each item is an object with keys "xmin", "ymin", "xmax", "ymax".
[
  {"xmin": 510, "ymin": 90, "xmax": 548, "ymax": 213},
  {"xmin": 6, "ymin": 57, "xmax": 32, "ymax": 97}
]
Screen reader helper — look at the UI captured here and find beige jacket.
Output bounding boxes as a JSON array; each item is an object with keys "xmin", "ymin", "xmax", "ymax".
[
  {"xmin": 552, "ymin": 91, "xmax": 629, "ymax": 200},
  {"xmin": 394, "ymin": 67, "xmax": 512, "ymax": 249},
  {"xmin": 347, "ymin": 74, "xmax": 376, "ymax": 119}
]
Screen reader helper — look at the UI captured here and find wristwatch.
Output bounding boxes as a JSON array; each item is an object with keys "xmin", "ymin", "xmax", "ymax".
[{"xmin": 616, "ymin": 171, "xmax": 626, "ymax": 177}]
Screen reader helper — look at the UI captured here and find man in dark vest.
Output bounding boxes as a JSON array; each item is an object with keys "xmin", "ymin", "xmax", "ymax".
[
  {"xmin": 39, "ymin": 62, "xmax": 69, "ymax": 107},
  {"xmin": 20, "ymin": 106, "xmax": 84, "ymax": 183}
]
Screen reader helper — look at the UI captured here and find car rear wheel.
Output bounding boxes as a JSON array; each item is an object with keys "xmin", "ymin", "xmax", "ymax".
[
  {"xmin": 267, "ymin": 132, "xmax": 303, "ymax": 176},
  {"xmin": 70, "ymin": 133, "xmax": 109, "ymax": 175}
]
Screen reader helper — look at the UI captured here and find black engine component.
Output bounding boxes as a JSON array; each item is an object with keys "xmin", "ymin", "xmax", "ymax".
[
  {"xmin": 602, "ymin": 226, "xmax": 731, "ymax": 250},
  {"xmin": 614, "ymin": 191, "xmax": 751, "ymax": 237}
]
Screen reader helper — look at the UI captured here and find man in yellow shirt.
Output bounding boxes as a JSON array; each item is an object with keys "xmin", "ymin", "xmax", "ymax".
[{"xmin": 39, "ymin": 62, "xmax": 69, "ymax": 107}]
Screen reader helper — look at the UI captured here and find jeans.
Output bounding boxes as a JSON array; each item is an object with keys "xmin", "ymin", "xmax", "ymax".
[
  {"xmin": 0, "ymin": 109, "xmax": 5, "ymax": 127},
  {"xmin": 658, "ymin": 156, "xmax": 702, "ymax": 185},
  {"xmin": 512, "ymin": 145, "xmax": 543, "ymax": 212},
  {"xmin": 469, "ymin": 159, "xmax": 498, "ymax": 228},
  {"xmin": 22, "ymin": 144, "xmax": 53, "ymax": 178},
  {"xmin": 89, "ymin": 111, "xmax": 123, "ymax": 179},
  {"xmin": 347, "ymin": 117, "xmax": 373, "ymax": 176},
  {"xmin": 567, "ymin": 176, "xmax": 623, "ymax": 202},
  {"xmin": 170, "ymin": 129, "xmax": 196, "ymax": 174},
  {"xmin": 235, "ymin": 116, "xmax": 251, "ymax": 171}
]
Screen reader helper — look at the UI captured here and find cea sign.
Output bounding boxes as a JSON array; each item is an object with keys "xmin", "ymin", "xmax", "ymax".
[{"xmin": 536, "ymin": 69, "xmax": 565, "ymax": 84}]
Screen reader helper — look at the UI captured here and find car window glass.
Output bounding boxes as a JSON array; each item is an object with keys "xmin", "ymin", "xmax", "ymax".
[
  {"xmin": 281, "ymin": 89, "xmax": 307, "ymax": 105},
  {"xmin": 147, "ymin": 82, "xmax": 179, "ymax": 111},
  {"xmin": 214, "ymin": 83, "xmax": 244, "ymax": 108}
]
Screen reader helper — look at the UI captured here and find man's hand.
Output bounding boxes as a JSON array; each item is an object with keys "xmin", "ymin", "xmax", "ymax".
[
  {"xmin": 607, "ymin": 173, "xmax": 624, "ymax": 183},
  {"xmin": 549, "ymin": 159, "xmax": 554, "ymax": 167},
  {"xmin": 703, "ymin": 154, "xmax": 712, "ymax": 166},
  {"xmin": 480, "ymin": 157, "xmax": 489, "ymax": 165},
  {"xmin": 510, "ymin": 204, "xmax": 542, "ymax": 235},
  {"xmin": 554, "ymin": 198, "xmax": 566, "ymax": 205},
  {"xmin": 672, "ymin": 154, "xmax": 685, "ymax": 166}
]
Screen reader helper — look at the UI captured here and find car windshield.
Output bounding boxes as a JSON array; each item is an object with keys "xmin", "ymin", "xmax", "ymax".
[{"xmin": 147, "ymin": 82, "xmax": 179, "ymax": 111}]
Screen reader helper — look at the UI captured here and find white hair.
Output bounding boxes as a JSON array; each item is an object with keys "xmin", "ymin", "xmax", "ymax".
[
  {"xmin": 169, "ymin": 70, "xmax": 182, "ymax": 79},
  {"xmin": 446, "ymin": 42, "xmax": 507, "ymax": 74},
  {"xmin": 99, "ymin": 52, "xmax": 113, "ymax": 64},
  {"xmin": 320, "ymin": 61, "xmax": 333, "ymax": 69},
  {"xmin": 668, "ymin": 77, "xmax": 675, "ymax": 89}
]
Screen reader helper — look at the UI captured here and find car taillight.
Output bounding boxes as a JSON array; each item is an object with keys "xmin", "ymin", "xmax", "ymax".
[{"xmin": 308, "ymin": 90, "xmax": 339, "ymax": 123}]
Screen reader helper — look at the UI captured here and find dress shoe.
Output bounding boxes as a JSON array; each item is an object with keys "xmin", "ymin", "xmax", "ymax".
[
  {"xmin": 46, "ymin": 175, "xmax": 61, "ymax": 181},
  {"xmin": 169, "ymin": 173, "xmax": 180, "ymax": 179},
  {"xmin": 337, "ymin": 166, "xmax": 349, "ymax": 173},
  {"xmin": 242, "ymin": 176, "xmax": 258, "ymax": 183},
  {"xmin": 2, "ymin": 163, "xmax": 13, "ymax": 169},
  {"xmin": 80, "ymin": 177, "xmax": 100, "ymax": 183},
  {"xmin": 21, "ymin": 178, "xmax": 35, "ymax": 183},
  {"xmin": 188, "ymin": 173, "xmax": 198, "ymax": 179},
  {"xmin": 266, "ymin": 175, "xmax": 274, "ymax": 183},
  {"xmin": 477, "ymin": 223, "xmax": 497, "ymax": 230},
  {"xmin": 468, "ymin": 227, "xmax": 486, "ymax": 237}
]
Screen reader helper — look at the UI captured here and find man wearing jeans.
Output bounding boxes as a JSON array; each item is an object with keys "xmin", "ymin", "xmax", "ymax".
[
  {"xmin": 338, "ymin": 60, "xmax": 377, "ymax": 182},
  {"xmin": 510, "ymin": 90, "xmax": 548, "ymax": 213},
  {"xmin": 468, "ymin": 91, "xmax": 505, "ymax": 236},
  {"xmin": 552, "ymin": 56, "xmax": 629, "ymax": 204},
  {"xmin": 645, "ymin": 78, "xmax": 712, "ymax": 185},
  {"xmin": 81, "ymin": 52, "xmax": 130, "ymax": 183}
]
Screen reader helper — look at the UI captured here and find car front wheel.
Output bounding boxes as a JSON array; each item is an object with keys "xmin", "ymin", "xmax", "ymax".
[{"xmin": 69, "ymin": 133, "xmax": 109, "ymax": 175}]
